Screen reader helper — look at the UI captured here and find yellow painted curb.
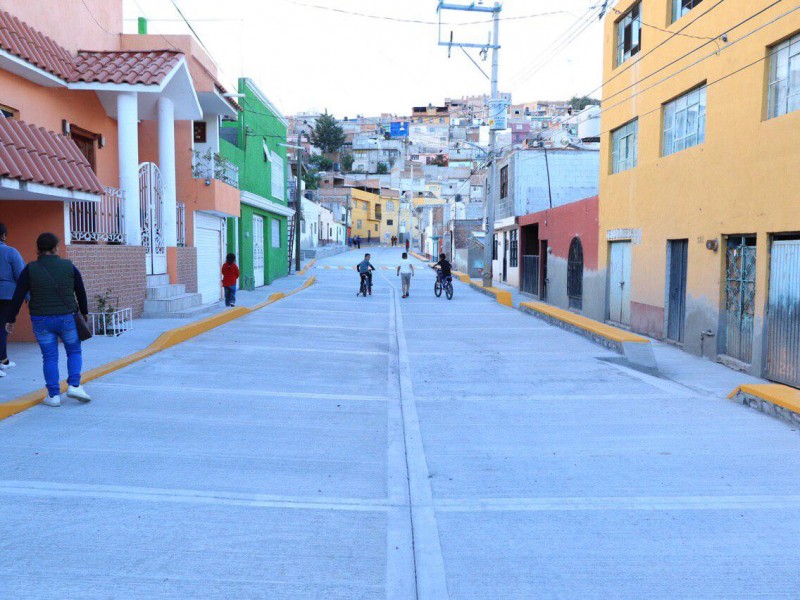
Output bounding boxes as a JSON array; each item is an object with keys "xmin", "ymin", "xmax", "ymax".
[
  {"xmin": 728, "ymin": 383, "xmax": 800, "ymax": 414},
  {"xmin": 451, "ymin": 270, "xmax": 471, "ymax": 284},
  {"xmin": 298, "ymin": 258, "xmax": 316, "ymax": 275},
  {"xmin": 468, "ymin": 279, "xmax": 513, "ymax": 307},
  {"xmin": 519, "ymin": 301, "xmax": 649, "ymax": 344},
  {"xmin": 0, "ymin": 276, "xmax": 317, "ymax": 422}
]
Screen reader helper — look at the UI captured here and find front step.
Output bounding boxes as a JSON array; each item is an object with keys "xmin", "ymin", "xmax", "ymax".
[
  {"xmin": 146, "ymin": 274, "xmax": 171, "ymax": 288},
  {"xmin": 146, "ymin": 283, "xmax": 186, "ymax": 300},
  {"xmin": 142, "ymin": 292, "xmax": 203, "ymax": 315},
  {"xmin": 141, "ymin": 301, "xmax": 220, "ymax": 319}
]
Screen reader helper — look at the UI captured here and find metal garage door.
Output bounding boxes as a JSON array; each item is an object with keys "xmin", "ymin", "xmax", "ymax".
[
  {"xmin": 766, "ymin": 238, "xmax": 800, "ymax": 388},
  {"xmin": 195, "ymin": 212, "xmax": 224, "ymax": 304},
  {"xmin": 253, "ymin": 215, "xmax": 265, "ymax": 288}
]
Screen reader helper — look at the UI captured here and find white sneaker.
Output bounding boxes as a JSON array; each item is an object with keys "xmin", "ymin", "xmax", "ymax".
[
  {"xmin": 0, "ymin": 360, "xmax": 15, "ymax": 370},
  {"xmin": 43, "ymin": 395, "xmax": 61, "ymax": 407},
  {"xmin": 67, "ymin": 385, "xmax": 92, "ymax": 403},
  {"xmin": 0, "ymin": 370, "xmax": 6, "ymax": 378}
]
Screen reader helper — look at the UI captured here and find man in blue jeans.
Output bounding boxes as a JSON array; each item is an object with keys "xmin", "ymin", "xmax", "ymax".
[
  {"xmin": 5, "ymin": 233, "xmax": 92, "ymax": 407},
  {"xmin": 0, "ymin": 222, "xmax": 25, "ymax": 378}
]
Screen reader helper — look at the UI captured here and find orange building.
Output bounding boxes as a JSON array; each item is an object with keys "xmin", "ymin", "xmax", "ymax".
[{"xmin": 0, "ymin": 1, "xmax": 241, "ymax": 339}]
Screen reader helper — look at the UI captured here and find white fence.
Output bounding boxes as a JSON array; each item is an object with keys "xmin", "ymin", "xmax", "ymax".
[{"xmin": 69, "ymin": 186, "xmax": 126, "ymax": 243}]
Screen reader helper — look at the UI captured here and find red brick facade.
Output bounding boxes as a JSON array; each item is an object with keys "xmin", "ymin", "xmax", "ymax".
[
  {"xmin": 66, "ymin": 245, "xmax": 147, "ymax": 317},
  {"xmin": 176, "ymin": 246, "xmax": 198, "ymax": 294}
]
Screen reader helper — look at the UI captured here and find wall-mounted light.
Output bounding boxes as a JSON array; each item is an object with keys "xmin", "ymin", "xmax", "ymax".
[
  {"xmin": 705, "ymin": 239, "xmax": 719, "ymax": 252},
  {"xmin": 204, "ymin": 178, "xmax": 211, "ymax": 187},
  {"xmin": 62, "ymin": 119, "xmax": 70, "ymax": 136}
]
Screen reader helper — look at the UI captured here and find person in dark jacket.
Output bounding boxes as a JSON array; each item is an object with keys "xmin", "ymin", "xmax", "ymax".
[
  {"xmin": 0, "ymin": 222, "xmax": 25, "ymax": 377},
  {"xmin": 5, "ymin": 233, "xmax": 91, "ymax": 407}
]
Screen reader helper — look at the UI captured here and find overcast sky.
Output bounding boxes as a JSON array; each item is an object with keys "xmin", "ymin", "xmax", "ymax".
[{"xmin": 123, "ymin": 0, "xmax": 606, "ymax": 118}]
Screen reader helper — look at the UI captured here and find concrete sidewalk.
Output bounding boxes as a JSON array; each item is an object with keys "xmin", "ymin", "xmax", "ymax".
[{"xmin": 0, "ymin": 267, "xmax": 312, "ymax": 403}]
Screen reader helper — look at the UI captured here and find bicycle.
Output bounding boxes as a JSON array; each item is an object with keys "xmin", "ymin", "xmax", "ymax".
[
  {"xmin": 434, "ymin": 272, "xmax": 454, "ymax": 300},
  {"xmin": 358, "ymin": 273, "xmax": 372, "ymax": 297}
]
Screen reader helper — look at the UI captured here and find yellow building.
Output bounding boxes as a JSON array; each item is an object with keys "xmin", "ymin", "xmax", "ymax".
[
  {"xmin": 599, "ymin": 0, "xmax": 800, "ymax": 385},
  {"xmin": 379, "ymin": 189, "xmax": 401, "ymax": 244},
  {"xmin": 350, "ymin": 186, "xmax": 382, "ymax": 243}
]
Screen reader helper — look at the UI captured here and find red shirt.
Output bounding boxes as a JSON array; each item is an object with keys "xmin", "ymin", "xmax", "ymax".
[{"xmin": 221, "ymin": 262, "xmax": 240, "ymax": 287}]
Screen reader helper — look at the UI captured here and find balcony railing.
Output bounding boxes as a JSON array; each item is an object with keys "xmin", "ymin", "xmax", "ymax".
[
  {"xmin": 69, "ymin": 186, "xmax": 126, "ymax": 244},
  {"xmin": 192, "ymin": 150, "xmax": 239, "ymax": 188}
]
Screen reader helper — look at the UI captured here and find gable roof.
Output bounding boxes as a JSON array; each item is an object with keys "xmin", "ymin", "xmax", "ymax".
[
  {"xmin": 0, "ymin": 117, "xmax": 103, "ymax": 195},
  {"xmin": 73, "ymin": 50, "xmax": 183, "ymax": 86},
  {"xmin": 0, "ymin": 9, "xmax": 75, "ymax": 79}
]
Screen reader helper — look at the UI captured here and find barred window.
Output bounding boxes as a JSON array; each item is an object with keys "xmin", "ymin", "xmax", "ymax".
[{"xmin": 509, "ymin": 230, "xmax": 518, "ymax": 268}]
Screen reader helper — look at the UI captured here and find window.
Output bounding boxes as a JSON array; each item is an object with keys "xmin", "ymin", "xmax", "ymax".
[
  {"xmin": 357, "ymin": 219, "xmax": 362, "ymax": 229},
  {"xmin": 0, "ymin": 103, "xmax": 18, "ymax": 119},
  {"xmin": 672, "ymin": 0, "xmax": 703, "ymax": 23},
  {"xmin": 70, "ymin": 126, "xmax": 98, "ymax": 173},
  {"xmin": 375, "ymin": 204, "xmax": 382, "ymax": 220},
  {"xmin": 616, "ymin": 3, "xmax": 642, "ymax": 67},
  {"xmin": 270, "ymin": 152, "xmax": 285, "ymax": 200},
  {"xmin": 768, "ymin": 33, "xmax": 800, "ymax": 119},
  {"xmin": 374, "ymin": 224, "xmax": 379, "ymax": 232},
  {"xmin": 301, "ymin": 220, "xmax": 306, "ymax": 234},
  {"xmin": 363, "ymin": 201, "xmax": 368, "ymax": 210},
  {"xmin": 611, "ymin": 119, "xmax": 638, "ymax": 173},
  {"xmin": 272, "ymin": 219, "xmax": 280, "ymax": 248},
  {"xmin": 193, "ymin": 121, "xmax": 207, "ymax": 143},
  {"xmin": 493, "ymin": 234, "xmax": 498, "ymax": 260},
  {"xmin": 509, "ymin": 230, "xmax": 518, "ymax": 268},
  {"xmin": 387, "ymin": 219, "xmax": 394, "ymax": 226},
  {"xmin": 386, "ymin": 201, "xmax": 395, "ymax": 212},
  {"xmin": 663, "ymin": 85, "xmax": 706, "ymax": 156},
  {"xmin": 500, "ymin": 165, "xmax": 509, "ymax": 198}
]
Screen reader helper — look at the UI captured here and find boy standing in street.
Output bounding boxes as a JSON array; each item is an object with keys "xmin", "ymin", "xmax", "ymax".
[
  {"xmin": 221, "ymin": 253, "xmax": 240, "ymax": 307},
  {"xmin": 396, "ymin": 252, "xmax": 415, "ymax": 298}
]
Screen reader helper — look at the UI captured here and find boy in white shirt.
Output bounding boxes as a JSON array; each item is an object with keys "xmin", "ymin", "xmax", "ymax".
[{"xmin": 396, "ymin": 252, "xmax": 415, "ymax": 298}]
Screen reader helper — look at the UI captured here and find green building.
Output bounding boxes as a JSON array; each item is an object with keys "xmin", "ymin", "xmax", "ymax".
[{"xmin": 220, "ymin": 78, "xmax": 292, "ymax": 290}]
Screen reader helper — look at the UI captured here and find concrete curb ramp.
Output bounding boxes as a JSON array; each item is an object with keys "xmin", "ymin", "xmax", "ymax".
[
  {"xmin": 728, "ymin": 383, "xmax": 800, "ymax": 426},
  {"xmin": 519, "ymin": 301, "xmax": 658, "ymax": 371},
  {"xmin": 468, "ymin": 279, "xmax": 513, "ymax": 307},
  {"xmin": 0, "ymin": 276, "xmax": 316, "ymax": 421}
]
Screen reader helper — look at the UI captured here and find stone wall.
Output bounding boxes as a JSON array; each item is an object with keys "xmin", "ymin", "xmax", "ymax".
[{"xmin": 66, "ymin": 245, "xmax": 146, "ymax": 317}]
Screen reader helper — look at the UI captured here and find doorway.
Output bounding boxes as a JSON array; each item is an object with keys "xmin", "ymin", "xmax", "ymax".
[
  {"xmin": 502, "ymin": 231, "xmax": 508, "ymax": 282},
  {"xmin": 666, "ymin": 239, "xmax": 688, "ymax": 343},
  {"xmin": 766, "ymin": 237, "xmax": 800, "ymax": 387},
  {"xmin": 567, "ymin": 237, "xmax": 584, "ymax": 310},
  {"xmin": 608, "ymin": 241, "xmax": 632, "ymax": 325},
  {"xmin": 724, "ymin": 235, "xmax": 756, "ymax": 363},
  {"xmin": 539, "ymin": 240, "xmax": 548, "ymax": 302}
]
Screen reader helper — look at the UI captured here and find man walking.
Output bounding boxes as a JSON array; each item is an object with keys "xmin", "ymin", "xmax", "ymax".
[
  {"xmin": 396, "ymin": 252, "xmax": 415, "ymax": 298},
  {"xmin": 0, "ymin": 223, "xmax": 24, "ymax": 376}
]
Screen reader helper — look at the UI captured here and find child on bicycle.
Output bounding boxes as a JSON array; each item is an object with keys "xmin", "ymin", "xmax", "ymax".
[
  {"xmin": 434, "ymin": 253, "xmax": 452, "ymax": 284},
  {"xmin": 356, "ymin": 253, "xmax": 376, "ymax": 295}
]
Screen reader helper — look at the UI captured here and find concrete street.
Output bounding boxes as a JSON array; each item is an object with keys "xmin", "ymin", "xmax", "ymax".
[{"xmin": 2, "ymin": 247, "xmax": 800, "ymax": 598}]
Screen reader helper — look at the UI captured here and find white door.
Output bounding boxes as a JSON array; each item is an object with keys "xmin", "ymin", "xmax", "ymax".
[
  {"xmin": 608, "ymin": 241, "xmax": 632, "ymax": 325},
  {"xmin": 195, "ymin": 212, "xmax": 224, "ymax": 304},
  {"xmin": 139, "ymin": 162, "xmax": 167, "ymax": 275},
  {"xmin": 252, "ymin": 215, "xmax": 265, "ymax": 288}
]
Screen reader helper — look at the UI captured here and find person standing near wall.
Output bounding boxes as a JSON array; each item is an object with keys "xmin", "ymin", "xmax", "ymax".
[
  {"xmin": 5, "ymin": 233, "xmax": 92, "ymax": 406},
  {"xmin": 0, "ymin": 223, "xmax": 24, "ymax": 377}
]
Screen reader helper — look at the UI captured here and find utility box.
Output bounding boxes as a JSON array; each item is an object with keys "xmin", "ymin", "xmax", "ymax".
[{"xmin": 487, "ymin": 99, "xmax": 508, "ymax": 130}]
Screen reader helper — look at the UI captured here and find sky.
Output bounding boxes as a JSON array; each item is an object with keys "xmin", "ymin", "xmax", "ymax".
[{"xmin": 123, "ymin": 0, "xmax": 608, "ymax": 118}]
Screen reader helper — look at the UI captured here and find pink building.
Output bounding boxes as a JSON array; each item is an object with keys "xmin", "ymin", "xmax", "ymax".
[{"xmin": 0, "ymin": 1, "xmax": 240, "ymax": 340}]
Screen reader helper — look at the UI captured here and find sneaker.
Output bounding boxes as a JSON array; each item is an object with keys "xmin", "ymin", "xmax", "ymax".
[
  {"xmin": 67, "ymin": 385, "xmax": 92, "ymax": 403},
  {"xmin": 43, "ymin": 395, "xmax": 61, "ymax": 407},
  {"xmin": 0, "ymin": 369, "xmax": 5, "ymax": 378},
  {"xmin": 0, "ymin": 359, "xmax": 15, "ymax": 370}
]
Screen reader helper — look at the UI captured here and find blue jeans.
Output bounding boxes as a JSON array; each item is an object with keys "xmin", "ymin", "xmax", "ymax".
[
  {"xmin": 31, "ymin": 314, "xmax": 82, "ymax": 398},
  {"xmin": 0, "ymin": 300, "xmax": 9, "ymax": 361},
  {"xmin": 224, "ymin": 286, "xmax": 237, "ymax": 306}
]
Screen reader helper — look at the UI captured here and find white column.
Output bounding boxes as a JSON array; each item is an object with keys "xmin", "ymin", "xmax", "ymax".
[
  {"xmin": 117, "ymin": 92, "xmax": 141, "ymax": 245},
  {"xmin": 158, "ymin": 97, "xmax": 177, "ymax": 247}
]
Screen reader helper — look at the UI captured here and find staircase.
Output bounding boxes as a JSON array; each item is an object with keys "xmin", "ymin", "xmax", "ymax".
[{"xmin": 142, "ymin": 274, "xmax": 217, "ymax": 319}]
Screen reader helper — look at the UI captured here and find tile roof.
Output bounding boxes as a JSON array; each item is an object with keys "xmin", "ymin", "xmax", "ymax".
[
  {"xmin": 73, "ymin": 50, "xmax": 183, "ymax": 86},
  {"xmin": 0, "ymin": 117, "xmax": 103, "ymax": 195},
  {"xmin": 0, "ymin": 9, "xmax": 76, "ymax": 79}
]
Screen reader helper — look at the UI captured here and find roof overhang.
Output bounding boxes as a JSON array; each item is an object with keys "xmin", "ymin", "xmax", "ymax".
[
  {"xmin": 68, "ymin": 57, "xmax": 202, "ymax": 120},
  {"xmin": 240, "ymin": 190, "xmax": 294, "ymax": 217},
  {"xmin": 198, "ymin": 89, "xmax": 238, "ymax": 118},
  {"xmin": 0, "ymin": 178, "xmax": 100, "ymax": 202},
  {"xmin": 0, "ymin": 47, "xmax": 67, "ymax": 88}
]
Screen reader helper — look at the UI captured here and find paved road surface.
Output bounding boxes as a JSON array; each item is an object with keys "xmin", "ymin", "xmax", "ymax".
[{"xmin": 2, "ymin": 247, "xmax": 799, "ymax": 598}]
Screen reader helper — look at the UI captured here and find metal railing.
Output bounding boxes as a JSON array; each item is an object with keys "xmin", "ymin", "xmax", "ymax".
[
  {"xmin": 177, "ymin": 202, "xmax": 186, "ymax": 247},
  {"xmin": 88, "ymin": 308, "xmax": 133, "ymax": 337},
  {"xmin": 69, "ymin": 186, "xmax": 126, "ymax": 244},
  {"xmin": 192, "ymin": 151, "xmax": 239, "ymax": 188}
]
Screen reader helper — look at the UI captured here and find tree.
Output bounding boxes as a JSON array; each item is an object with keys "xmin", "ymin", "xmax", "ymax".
[
  {"xmin": 430, "ymin": 154, "xmax": 448, "ymax": 167},
  {"xmin": 376, "ymin": 162, "xmax": 389, "ymax": 174},
  {"xmin": 309, "ymin": 111, "xmax": 345, "ymax": 155},
  {"xmin": 568, "ymin": 95, "xmax": 601, "ymax": 112},
  {"xmin": 341, "ymin": 154, "xmax": 354, "ymax": 172},
  {"xmin": 302, "ymin": 170, "xmax": 319, "ymax": 190},
  {"xmin": 309, "ymin": 155, "xmax": 334, "ymax": 172}
]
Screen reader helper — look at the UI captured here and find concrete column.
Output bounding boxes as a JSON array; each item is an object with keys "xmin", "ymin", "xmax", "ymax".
[
  {"xmin": 117, "ymin": 92, "xmax": 141, "ymax": 245},
  {"xmin": 158, "ymin": 97, "xmax": 177, "ymax": 248}
]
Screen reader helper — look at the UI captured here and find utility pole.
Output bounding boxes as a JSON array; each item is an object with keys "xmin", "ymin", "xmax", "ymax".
[
  {"xmin": 294, "ymin": 132, "xmax": 304, "ymax": 273},
  {"xmin": 437, "ymin": 1, "xmax": 504, "ymax": 288}
]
